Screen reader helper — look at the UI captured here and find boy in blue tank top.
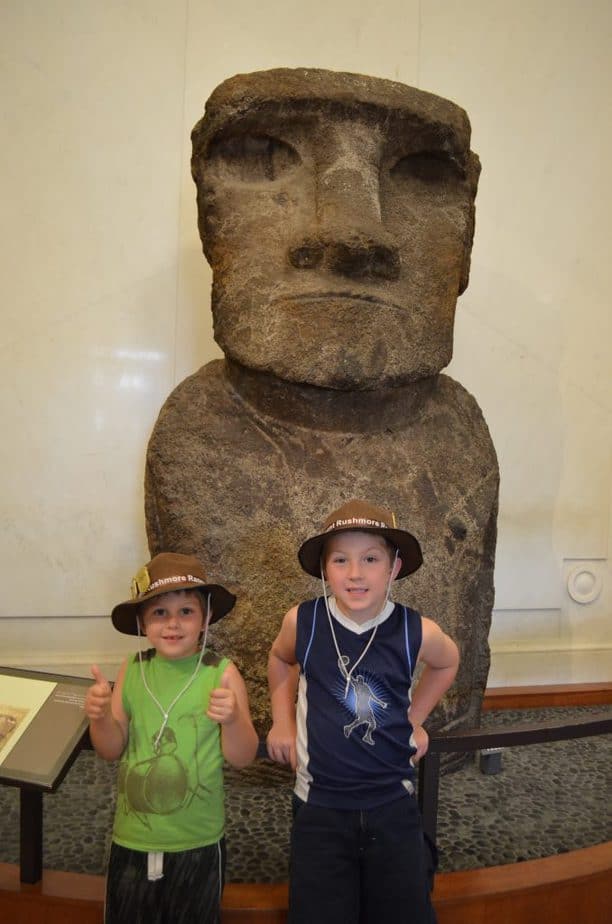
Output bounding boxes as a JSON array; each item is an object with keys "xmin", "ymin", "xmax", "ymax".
[
  {"xmin": 84, "ymin": 552, "xmax": 258, "ymax": 924},
  {"xmin": 267, "ymin": 499, "xmax": 459, "ymax": 924}
]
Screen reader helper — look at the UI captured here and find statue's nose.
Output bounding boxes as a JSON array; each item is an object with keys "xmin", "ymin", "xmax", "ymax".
[
  {"xmin": 289, "ymin": 232, "xmax": 400, "ymax": 280},
  {"xmin": 288, "ymin": 161, "xmax": 400, "ymax": 280}
]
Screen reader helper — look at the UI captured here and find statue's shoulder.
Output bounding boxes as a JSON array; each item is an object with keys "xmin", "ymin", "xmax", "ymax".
[
  {"xmin": 152, "ymin": 360, "xmax": 246, "ymax": 432},
  {"xmin": 434, "ymin": 372, "xmax": 487, "ymax": 410},
  {"xmin": 429, "ymin": 374, "xmax": 495, "ymax": 440},
  {"xmin": 390, "ymin": 374, "xmax": 498, "ymax": 487},
  {"xmin": 159, "ymin": 359, "xmax": 231, "ymax": 408}
]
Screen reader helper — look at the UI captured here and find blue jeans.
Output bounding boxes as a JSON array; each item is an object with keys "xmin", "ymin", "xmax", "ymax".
[{"xmin": 288, "ymin": 794, "xmax": 437, "ymax": 924}]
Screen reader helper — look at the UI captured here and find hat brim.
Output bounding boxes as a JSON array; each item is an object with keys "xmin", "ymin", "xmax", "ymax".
[
  {"xmin": 298, "ymin": 526, "xmax": 423, "ymax": 580},
  {"xmin": 111, "ymin": 582, "xmax": 236, "ymax": 635}
]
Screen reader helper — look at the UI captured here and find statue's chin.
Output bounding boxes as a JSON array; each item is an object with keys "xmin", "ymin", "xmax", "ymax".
[
  {"xmin": 213, "ymin": 294, "xmax": 453, "ymax": 389},
  {"xmin": 218, "ymin": 342, "xmax": 450, "ymax": 391}
]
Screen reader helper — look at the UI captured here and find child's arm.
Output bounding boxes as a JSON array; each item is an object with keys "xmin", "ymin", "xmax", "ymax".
[
  {"xmin": 408, "ymin": 618, "xmax": 460, "ymax": 760},
  {"xmin": 84, "ymin": 662, "xmax": 129, "ymax": 761},
  {"xmin": 266, "ymin": 606, "xmax": 299, "ymax": 769},
  {"xmin": 207, "ymin": 663, "xmax": 258, "ymax": 769}
]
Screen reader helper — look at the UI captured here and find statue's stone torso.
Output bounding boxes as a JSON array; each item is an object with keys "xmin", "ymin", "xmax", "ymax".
[{"xmin": 146, "ymin": 360, "xmax": 498, "ymax": 736}]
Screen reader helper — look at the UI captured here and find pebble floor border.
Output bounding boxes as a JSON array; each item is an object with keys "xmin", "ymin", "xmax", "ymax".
[{"xmin": 0, "ymin": 706, "xmax": 609, "ymax": 882}]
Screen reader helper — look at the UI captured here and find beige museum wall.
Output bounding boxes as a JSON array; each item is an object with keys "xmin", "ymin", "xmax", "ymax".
[{"xmin": 1, "ymin": 0, "xmax": 610, "ymax": 688}]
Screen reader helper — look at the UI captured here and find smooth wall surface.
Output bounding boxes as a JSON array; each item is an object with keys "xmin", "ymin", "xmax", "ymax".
[{"xmin": 1, "ymin": 0, "xmax": 610, "ymax": 685}]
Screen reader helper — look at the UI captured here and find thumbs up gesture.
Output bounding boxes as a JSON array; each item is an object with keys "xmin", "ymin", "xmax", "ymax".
[
  {"xmin": 84, "ymin": 664, "xmax": 113, "ymax": 722},
  {"xmin": 207, "ymin": 670, "xmax": 237, "ymax": 726}
]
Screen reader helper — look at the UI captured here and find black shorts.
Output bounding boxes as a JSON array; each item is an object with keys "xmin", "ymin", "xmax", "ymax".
[{"xmin": 105, "ymin": 839, "xmax": 226, "ymax": 924}]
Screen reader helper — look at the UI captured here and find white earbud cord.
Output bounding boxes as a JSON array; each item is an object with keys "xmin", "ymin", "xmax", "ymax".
[
  {"xmin": 137, "ymin": 593, "xmax": 212, "ymax": 752},
  {"xmin": 320, "ymin": 549, "xmax": 398, "ymax": 699}
]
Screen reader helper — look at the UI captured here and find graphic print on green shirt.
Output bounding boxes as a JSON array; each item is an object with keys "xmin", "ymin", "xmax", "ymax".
[{"xmin": 112, "ymin": 648, "xmax": 229, "ymax": 852}]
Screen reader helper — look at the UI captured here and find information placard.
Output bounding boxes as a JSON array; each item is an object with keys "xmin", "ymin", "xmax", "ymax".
[{"xmin": 0, "ymin": 666, "xmax": 90, "ymax": 790}]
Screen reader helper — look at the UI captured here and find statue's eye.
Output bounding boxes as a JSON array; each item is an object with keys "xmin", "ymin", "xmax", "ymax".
[
  {"xmin": 390, "ymin": 151, "xmax": 462, "ymax": 187},
  {"xmin": 208, "ymin": 133, "xmax": 300, "ymax": 182}
]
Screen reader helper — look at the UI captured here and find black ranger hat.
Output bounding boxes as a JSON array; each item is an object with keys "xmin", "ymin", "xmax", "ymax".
[
  {"xmin": 111, "ymin": 552, "xmax": 236, "ymax": 635},
  {"xmin": 298, "ymin": 499, "xmax": 423, "ymax": 580}
]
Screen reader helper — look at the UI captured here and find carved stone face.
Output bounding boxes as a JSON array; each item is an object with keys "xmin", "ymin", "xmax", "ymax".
[{"xmin": 192, "ymin": 69, "xmax": 480, "ymax": 389}]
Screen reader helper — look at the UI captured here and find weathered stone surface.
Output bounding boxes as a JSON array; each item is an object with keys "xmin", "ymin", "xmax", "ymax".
[
  {"xmin": 146, "ymin": 362, "xmax": 497, "ymax": 735},
  {"xmin": 145, "ymin": 68, "xmax": 498, "ymax": 741},
  {"xmin": 190, "ymin": 68, "xmax": 480, "ymax": 389}
]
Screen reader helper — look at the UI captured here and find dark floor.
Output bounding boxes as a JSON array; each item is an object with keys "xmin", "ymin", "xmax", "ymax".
[{"xmin": 0, "ymin": 706, "xmax": 610, "ymax": 882}]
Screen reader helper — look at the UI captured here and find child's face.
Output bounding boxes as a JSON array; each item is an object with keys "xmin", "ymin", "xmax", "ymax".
[
  {"xmin": 140, "ymin": 590, "xmax": 206, "ymax": 660},
  {"xmin": 323, "ymin": 531, "xmax": 400, "ymax": 624}
]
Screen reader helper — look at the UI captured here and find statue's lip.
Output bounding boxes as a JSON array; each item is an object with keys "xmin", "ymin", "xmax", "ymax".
[{"xmin": 270, "ymin": 291, "xmax": 406, "ymax": 312}]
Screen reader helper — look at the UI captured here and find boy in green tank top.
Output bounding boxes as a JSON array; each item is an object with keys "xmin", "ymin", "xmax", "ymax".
[{"xmin": 85, "ymin": 552, "xmax": 258, "ymax": 924}]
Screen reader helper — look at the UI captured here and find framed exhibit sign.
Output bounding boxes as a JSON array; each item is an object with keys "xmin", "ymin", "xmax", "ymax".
[{"xmin": 0, "ymin": 666, "xmax": 90, "ymax": 790}]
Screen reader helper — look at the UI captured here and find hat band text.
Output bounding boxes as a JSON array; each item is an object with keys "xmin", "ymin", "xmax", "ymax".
[
  {"xmin": 326, "ymin": 517, "xmax": 389, "ymax": 532},
  {"xmin": 145, "ymin": 574, "xmax": 206, "ymax": 594}
]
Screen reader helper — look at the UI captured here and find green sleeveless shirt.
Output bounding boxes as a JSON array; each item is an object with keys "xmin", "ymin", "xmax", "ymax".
[{"xmin": 112, "ymin": 648, "xmax": 229, "ymax": 852}]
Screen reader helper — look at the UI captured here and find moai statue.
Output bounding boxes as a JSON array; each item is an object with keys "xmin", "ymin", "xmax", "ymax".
[{"xmin": 145, "ymin": 69, "xmax": 498, "ymax": 740}]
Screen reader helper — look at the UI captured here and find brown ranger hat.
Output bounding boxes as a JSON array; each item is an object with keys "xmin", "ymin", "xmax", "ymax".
[
  {"xmin": 111, "ymin": 552, "xmax": 236, "ymax": 636},
  {"xmin": 298, "ymin": 499, "xmax": 423, "ymax": 580}
]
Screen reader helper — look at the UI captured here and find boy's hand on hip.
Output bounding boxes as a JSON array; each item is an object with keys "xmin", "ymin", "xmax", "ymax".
[
  {"xmin": 85, "ymin": 664, "xmax": 112, "ymax": 721},
  {"xmin": 267, "ymin": 721, "xmax": 297, "ymax": 770},
  {"xmin": 411, "ymin": 723, "xmax": 429, "ymax": 762}
]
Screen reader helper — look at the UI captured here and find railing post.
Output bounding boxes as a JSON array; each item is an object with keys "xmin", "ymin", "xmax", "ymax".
[
  {"xmin": 418, "ymin": 750, "xmax": 441, "ymax": 845},
  {"xmin": 20, "ymin": 787, "xmax": 43, "ymax": 884}
]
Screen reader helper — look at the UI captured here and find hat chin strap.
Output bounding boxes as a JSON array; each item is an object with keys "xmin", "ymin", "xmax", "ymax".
[
  {"xmin": 136, "ymin": 594, "xmax": 212, "ymax": 752},
  {"xmin": 319, "ymin": 550, "xmax": 398, "ymax": 699}
]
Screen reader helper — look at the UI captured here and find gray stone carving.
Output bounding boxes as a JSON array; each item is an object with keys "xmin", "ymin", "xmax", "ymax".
[{"xmin": 145, "ymin": 69, "xmax": 498, "ymax": 739}]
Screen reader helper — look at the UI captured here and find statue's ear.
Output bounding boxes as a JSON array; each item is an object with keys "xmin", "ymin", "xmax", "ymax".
[
  {"xmin": 458, "ymin": 204, "xmax": 476, "ymax": 295},
  {"xmin": 458, "ymin": 152, "xmax": 481, "ymax": 296},
  {"xmin": 458, "ymin": 231, "xmax": 473, "ymax": 295}
]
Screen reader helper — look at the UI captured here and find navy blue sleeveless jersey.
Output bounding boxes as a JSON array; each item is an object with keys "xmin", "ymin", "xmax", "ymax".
[{"xmin": 294, "ymin": 597, "xmax": 423, "ymax": 809}]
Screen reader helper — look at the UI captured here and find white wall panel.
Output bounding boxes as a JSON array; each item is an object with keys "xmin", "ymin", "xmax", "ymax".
[
  {"xmin": 1, "ymin": 1, "xmax": 188, "ymax": 616},
  {"xmin": 420, "ymin": 0, "xmax": 612, "ymax": 680}
]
